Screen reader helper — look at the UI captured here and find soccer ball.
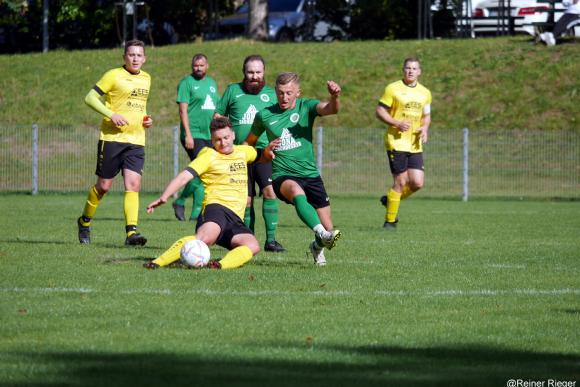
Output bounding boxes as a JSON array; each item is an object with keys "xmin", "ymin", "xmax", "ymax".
[{"xmin": 180, "ymin": 239, "xmax": 210, "ymax": 268}]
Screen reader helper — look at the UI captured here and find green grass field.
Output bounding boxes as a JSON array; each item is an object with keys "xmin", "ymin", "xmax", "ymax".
[{"xmin": 1, "ymin": 193, "xmax": 578, "ymax": 386}]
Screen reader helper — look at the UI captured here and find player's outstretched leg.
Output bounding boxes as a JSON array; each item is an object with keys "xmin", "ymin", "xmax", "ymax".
[
  {"xmin": 309, "ymin": 240, "xmax": 326, "ymax": 266},
  {"xmin": 143, "ymin": 235, "xmax": 196, "ymax": 268}
]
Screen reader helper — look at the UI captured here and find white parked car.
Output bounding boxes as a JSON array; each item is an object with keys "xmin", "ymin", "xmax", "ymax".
[
  {"xmin": 520, "ymin": 1, "xmax": 580, "ymax": 38},
  {"xmin": 470, "ymin": 0, "xmax": 551, "ymax": 35}
]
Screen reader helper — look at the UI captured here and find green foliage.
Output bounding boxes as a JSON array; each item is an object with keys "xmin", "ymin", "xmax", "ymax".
[
  {"xmin": 0, "ymin": 38, "xmax": 578, "ymax": 130},
  {"xmin": 0, "ymin": 194, "xmax": 579, "ymax": 385}
]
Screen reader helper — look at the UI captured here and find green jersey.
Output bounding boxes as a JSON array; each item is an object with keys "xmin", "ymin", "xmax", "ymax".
[
  {"xmin": 215, "ymin": 82, "xmax": 276, "ymax": 148},
  {"xmin": 176, "ymin": 74, "xmax": 219, "ymax": 140},
  {"xmin": 251, "ymin": 98, "xmax": 320, "ymax": 179}
]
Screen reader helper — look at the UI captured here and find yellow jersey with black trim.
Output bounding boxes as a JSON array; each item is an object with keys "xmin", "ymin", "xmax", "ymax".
[
  {"xmin": 95, "ymin": 66, "xmax": 151, "ymax": 146},
  {"xmin": 190, "ymin": 145, "xmax": 257, "ymax": 220},
  {"xmin": 379, "ymin": 80, "xmax": 431, "ymax": 153}
]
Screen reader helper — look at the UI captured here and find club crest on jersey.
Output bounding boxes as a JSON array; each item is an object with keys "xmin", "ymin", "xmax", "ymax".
[
  {"xmin": 210, "ymin": 86, "xmax": 216, "ymax": 93},
  {"xmin": 290, "ymin": 113, "xmax": 299, "ymax": 123},
  {"xmin": 260, "ymin": 94, "xmax": 270, "ymax": 102}
]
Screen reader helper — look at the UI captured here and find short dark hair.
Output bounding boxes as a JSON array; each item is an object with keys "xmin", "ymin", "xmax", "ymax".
[
  {"xmin": 276, "ymin": 72, "xmax": 300, "ymax": 87},
  {"xmin": 124, "ymin": 40, "xmax": 145, "ymax": 55},
  {"xmin": 210, "ymin": 116, "xmax": 232, "ymax": 132},
  {"xmin": 243, "ymin": 54, "xmax": 265, "ymax": 73},
  {"xmin": 192, "ymin": 53, "xmax": 208, "ymax": 63}
]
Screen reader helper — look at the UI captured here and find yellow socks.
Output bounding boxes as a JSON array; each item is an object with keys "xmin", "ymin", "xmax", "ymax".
[
  {"xmin": 401, "ymin": 184, "xmax": 413, "ymax": 200},
  {"xmin": 385, "ymin": 189, "xmax": 401, "ymax": 223},
  {"xmin": 153, "ymin": 236, "xmax": 197, "ymax": 267},
  {"xmin": 124, "ymin": 191, "xmax": 139, "ymax": 236},
  {"xmin": 219, "ymin": 245, "xmax": 253, "ymax": 269},
  {"xmin": 80, "ymin": 186, "xmax": 105, "ymax": 226}
]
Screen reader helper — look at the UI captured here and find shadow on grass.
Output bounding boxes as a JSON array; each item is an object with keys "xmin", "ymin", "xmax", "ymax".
[{"xmin": 4, "ymin": 344, "xmax": 578, "ymax": 387}]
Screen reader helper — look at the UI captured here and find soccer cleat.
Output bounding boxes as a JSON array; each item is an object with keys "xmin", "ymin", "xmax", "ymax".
[
  {"xmin": 309, "ymin": 240, "xmax": 326, "ymax": 266},
  {"xmin": 143, "ymin": 261, "xmax": 159, "ymax": 269},
  {"xmin": 264, "ymin": 240, "xmax": 286, "ymax": 252},
  {"xmin": 172, "ymin": 201, "xmax": 186, "ymax": 221},
  {"xmin": 546, "ymin": 32, "xmax": 556, "ymax": 47},
  {"xmin": 125, "ymin": 233, "xmax": 148, "ymax": 246},
  {"xmin": 383, "ymin": 221, "xmax": 397, "ymax": 230},
  {"xmin": 379, "ymin": 195, "xmax": 388, "ymax": 207},
  {"xmin": 316, "ymin": 229, "xmax": 341, "ymax": 250},
  {"xmin": 207, "ymin": 260, "xmax": 222, "ymax": 270},
  {"xmin": 77, "ymin": 217, "xmax": 91, "ymax": 244}
]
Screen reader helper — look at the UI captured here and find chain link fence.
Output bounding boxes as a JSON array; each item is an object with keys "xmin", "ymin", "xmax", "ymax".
[{"xmin": 1, "ymin": 125, "xmax": 579, "ymax": 200}]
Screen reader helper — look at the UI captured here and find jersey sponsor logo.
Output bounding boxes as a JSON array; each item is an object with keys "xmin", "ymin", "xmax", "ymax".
[
  {"xmin": 290, "ymin": 113, "xmax": 299, "ymax": 123},
  {"xmin": 130, "ymin": 88, "xmax": 149, "ymax": 100},
  {"xmin": 229, "ymin": 161, "xmax": 247, "ymax": 172},
  {"xmin": 260, "ymin": 94, "xmax": 270, "ymax": 102},
  {"xmin": 239, "ymin": 104, "xmax": 258, "ymax": 125},
  {"xmin": 277, "ymin": 128, "xmax": 301, "ymax": 151},
  {"xmin": 229, "ymin": 178, "xmax": 247, "ymax": 185},
  {"xmin": 235, "ymin": 94, "xmax": 245, "ymax": 99},
  {"xmin": 201, "ymin": 95, "xmax": 216, "ymax": 110}
]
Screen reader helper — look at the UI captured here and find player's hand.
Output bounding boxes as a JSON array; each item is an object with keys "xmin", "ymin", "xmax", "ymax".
[
  {"xmin": 185, "ymin": 135, "xmax": 194, "ymax": 150},
  {"xmin": 396, "ymin": 121, "xmax": 411, "ymax": 132},
  {"xmin": 147, "ymin": 197, "xmax": 167, "ymax": 213},
  {"xmin": 263, "ymin": 138, "xmax": 282, "ymax": 161},
  {"xmin": 416, "ymin": 126, "xmax": 429, "ymax": 143},
  {"xmin": 327, "ymin": 81, "xmax": 341, "ymax": 97},
  {"xmin": 143, "ymin": 115, "xmax": 153, "ymax": 128},
  {"xmin": 111, "ymin": 113, "xmax": 129, "ymax": 128}
]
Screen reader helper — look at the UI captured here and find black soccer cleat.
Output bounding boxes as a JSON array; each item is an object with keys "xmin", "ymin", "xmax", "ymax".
[
  {"xmin": 206, "ymin": 260, "xmax": 222, "ymax": 270},
  {"xmin": 77, "ymin": 217, "xmax": 91, "ymax": 244},
  {"xmin": 143, "ymin": 261, "xmax": 159, "ymax": 269},
  {"xmin": 172, "ymin": 201, "xmax": 186, "ymax": 221},
  {"xmin": 125, "ymin": 233, "xmax": 148, "ymax": 246},
  {"xmin": 383, "ymin": 221, "xmax": 398, "ymax": 230},
  {"xmin": 264, "ymin": 240, "xmax": 286, "ymax": 252}
]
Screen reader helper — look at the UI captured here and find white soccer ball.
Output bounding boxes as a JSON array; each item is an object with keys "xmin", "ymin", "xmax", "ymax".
[{"xmin": 180, "ymin": 239, "xmax": 210, "ymax": 268}]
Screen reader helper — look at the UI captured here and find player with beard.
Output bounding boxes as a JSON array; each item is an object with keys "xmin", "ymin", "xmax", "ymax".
[
  {"xmin": 214, "ymin": 55, "xmax": 285, "ymax": 253},
  {"xmin": 172, "ymin": 53, "xmax": 219, "ymax": 222}
]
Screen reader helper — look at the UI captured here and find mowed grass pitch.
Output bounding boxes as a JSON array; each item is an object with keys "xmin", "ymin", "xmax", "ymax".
[{"xmin": 0, "ymin": 194, "xmax": 578, "ymax": 386}]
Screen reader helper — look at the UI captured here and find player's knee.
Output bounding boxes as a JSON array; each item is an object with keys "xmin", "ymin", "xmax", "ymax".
[
  {"xmin": 247, "ymin": 240, "xmax": 260, "ymax": 256},
  {"xmin": 410, "ymin": 181, "xmax": 424, "ymax": 191}
]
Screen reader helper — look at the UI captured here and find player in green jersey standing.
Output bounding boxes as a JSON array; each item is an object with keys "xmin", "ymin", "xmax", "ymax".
[
  {"xmin": 172, "ymin": 53, "xmax": 219, "ymax": 221},
  {"xmin": 214, "ymin": 55, "xmax": 285, "ymax": 253},
  {"xmin": 246, "ymin": 72, "xmax": 342, "ymax": 266},
  {"xmin": 77, "ymin": 39, "xmax": 152, "ymax": 246}
]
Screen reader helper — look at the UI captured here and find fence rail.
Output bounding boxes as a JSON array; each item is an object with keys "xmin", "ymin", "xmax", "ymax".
[{"xmin": 1, "ymin": 125, "xmax": 579, "ymax": 200}]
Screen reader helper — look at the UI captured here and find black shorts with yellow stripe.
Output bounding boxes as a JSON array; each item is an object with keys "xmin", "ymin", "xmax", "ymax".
[
  {"xmin": 95, "ymin": 140, "xmax": 145, "ymax": 179},
  {"xmin": 386, "ymin": 150, "xmax": 424, "ymax": 175},
  {"xmin": 195, "ymin": 203, "xmax": 253, "ymax": 250}
]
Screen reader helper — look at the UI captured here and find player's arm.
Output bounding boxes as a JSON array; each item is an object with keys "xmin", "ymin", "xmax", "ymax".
[
  {"xmin": 147, "ymin": 169, "xmax": 198, "ymax": 213},
  {"xmin": 256, "ymin": 138, "xmax": 281, "ymax": 163},
  {"xmin": 84, "ymin": 87, "xmax": 128, "ymax": 127},
  {"xmin": 375, "ymin": 103, "xmax": 410, "ymax": 132},
  {"xmin": 316, "ymin": 81, "xmax": 341, "ymax": 117},
  {"xmin": 179, "ymin": 102, "xmax": 194, "ymax": 149}
]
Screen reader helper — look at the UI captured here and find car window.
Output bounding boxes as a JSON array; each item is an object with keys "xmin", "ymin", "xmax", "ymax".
[{"xmin": 236, "ymin": 0, "xmax": 301, "ymax": 14}]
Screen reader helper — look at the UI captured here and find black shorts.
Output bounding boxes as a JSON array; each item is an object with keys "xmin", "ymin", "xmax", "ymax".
[
  {"xmin": 195, "ymin": 203, "xmax": 253, "ymax": 250},
  {"xmin": 272, "ymin": 175, "xmax": 330, "ymax": 209},
  {"xmin": 387, "ymin": 150, "xmax": 424, "ymax": 175},
  {"xmin": 181, "ymin": 138, "xmax": 212, "ymax": 161},
  {"xmin": 247, "ymin": 160, "xmax": 273, "ymax": 197},
  {"xmin": 95, "ymin": 140, "xmax": 145, "ymax": 179}
]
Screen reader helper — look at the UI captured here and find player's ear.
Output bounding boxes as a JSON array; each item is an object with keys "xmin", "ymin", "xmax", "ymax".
[{"xmin": 297, "ymin": 88, "xmax": 301, "ymax": 97}]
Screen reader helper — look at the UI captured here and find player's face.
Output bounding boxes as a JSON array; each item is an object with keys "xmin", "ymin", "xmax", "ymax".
[
  {"xmin": 192, "ymin": 58, "xmax": 208, "ymax": 80},
  {"xmin": 123, "ymin": 46, "xmax": 146, "ymax": 74},
  {"xmin": 276, "ymin": 81, "xmax": 300, "ymax": 111},
  {"xmin": 212, "ymin": 127, "xmax": 235, "ymax": 155},
  {"xmin": 403, "ymin": 61, "xmax": 421, "ymax": 86},
  {"xmin": 243, "ymin": 60, "xmax": 266, "ymax": 94}
]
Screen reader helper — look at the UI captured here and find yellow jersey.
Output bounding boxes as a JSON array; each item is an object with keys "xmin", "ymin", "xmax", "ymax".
[
  {"xmin": 189, "ymin": 145, "xmax": 257, "ymax": 220},
  {"xmin": 95, "ymin": 67, "xmax": 151, "ymax": 146},
  {"xmin": 379, "ymin": 80, "xmax": 431, "ymax": 153}
]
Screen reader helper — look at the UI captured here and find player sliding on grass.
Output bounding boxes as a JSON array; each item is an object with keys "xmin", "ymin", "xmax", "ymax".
[
  {"xmin": 245, "ymin": 72, "xmax": 342, "ymax": 266},
  {"xmin": 144, "ymin": 117, "xmax": 279, "ymax": 270},
  {"xmin": 77, "ymin": 39, "xmax": 152, "ymax": 246}
]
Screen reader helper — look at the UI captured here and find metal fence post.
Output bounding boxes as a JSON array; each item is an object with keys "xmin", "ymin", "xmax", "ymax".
[
  {"xmin": 32, "ymin": 124, "xmax": 38, "ymax": 195},
  {"xmin": 462, "ymin": 127, "xmax": 469, "ymax": 202},
  {"xmin": 317, "ymin": 126, "xmax": 323, "ymax": 177}
]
